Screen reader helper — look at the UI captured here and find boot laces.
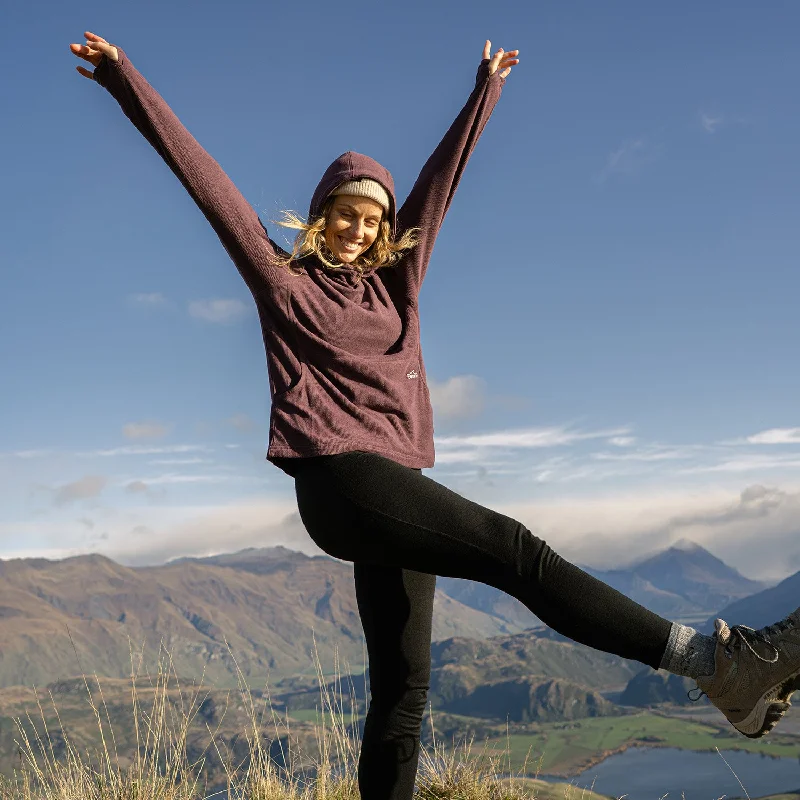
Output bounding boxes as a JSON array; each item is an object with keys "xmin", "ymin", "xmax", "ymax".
[{"xmin": 728, "ymin": 625, "xmax": 780, "ymax": 664}]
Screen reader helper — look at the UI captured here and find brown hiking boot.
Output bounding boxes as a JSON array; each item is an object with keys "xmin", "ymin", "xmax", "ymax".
[{"xmin": 696, "ymin": 610, "xmax": 800, "ymax": 738}]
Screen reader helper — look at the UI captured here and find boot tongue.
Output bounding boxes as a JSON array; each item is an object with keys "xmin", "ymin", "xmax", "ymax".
[{"xmin": 714, "ymin": 618, "xmax": 731, "ymax": 644}]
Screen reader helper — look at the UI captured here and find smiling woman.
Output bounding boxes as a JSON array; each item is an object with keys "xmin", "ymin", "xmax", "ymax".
[
  {"xmin": 275, "ymin": 192, "xmax": 419, "ymax": 275},
  {"xmin": 68, "ymin": 28, "xmax": 800, "ymax": 800}
]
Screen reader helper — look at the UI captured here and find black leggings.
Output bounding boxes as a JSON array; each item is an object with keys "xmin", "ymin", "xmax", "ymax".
[{"xmin": 293, "ymin": 452, "xmax": 672, "ymax": 800}]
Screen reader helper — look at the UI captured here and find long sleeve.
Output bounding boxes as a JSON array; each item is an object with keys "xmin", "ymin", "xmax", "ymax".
[
  {"xmin": 93, "ymin": 50, "xmax": 287, "ymax": 294},
  {"xmin": 395, "ymin": 61, "xmax": 504, "ymax": 294}
]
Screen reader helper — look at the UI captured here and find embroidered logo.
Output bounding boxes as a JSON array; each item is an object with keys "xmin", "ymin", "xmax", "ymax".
[{"xmin": 406, "ymin": 369, "xmax": 419, "ymax": 380}]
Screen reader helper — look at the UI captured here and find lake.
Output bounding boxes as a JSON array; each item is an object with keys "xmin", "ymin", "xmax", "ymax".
[{"xmin": 539, "ymin": 747, "xmax": 800, "ymax": 798}]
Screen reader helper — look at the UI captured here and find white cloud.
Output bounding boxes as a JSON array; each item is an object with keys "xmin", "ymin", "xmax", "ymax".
[
  {"xmin": 80, "ymin": 444, "xmax": 210, "ymax": 458},
  {"xmin": 428, "ymin": 375, "xmax": 486, "ymax": 421},
  {"xmin": 679, "ymin": 453, "xmax": 800, "ymax": 475},
  {"xmin": 122, "ymin": 421, "xmax": 170, "ymax": 440},
  {"xmin": 746, "ymin": 428, "xmax": 800, "ymax": 445},
  {"xmin": 188, "ymin": 299, "xmax": 249, "ymax": 323},
  {"xmin": 129, "ymin": 292, "xmax": 167, "ymax": 307},
  {"xmin": 0, "ymin": 496, "xmax": 314, "ymax": 566},
  {"xmin": 53, "ymin": 475, "xmax": 107, "ymax": 506},
  {"xmin": 126, "ymin": 473, "xmax": 260, "ymax": 487},
  {"xmin": 608, "ymin": 436, "xmax": 636, "ymax": 447},
  {"xmin": 436, "ymin": 425, "xmax": 630, "ymax": 450},
  {"xmin": 700, "ymin": 112, "xmax": 724, "ymax": 133},
  {"xmin": 434, "ymin": 449, "xmax": 483, "ymax": 465},
  {"xmin": 500, "ymin": 482, "xmax": 800, "ymax": 581},
  {"xmin": 593, "ymin": 446, "xmax": 695, "ymax": 463},
  {"xmin": 596, "ymin": 138, "xmax": 659, "ymax": 183}
]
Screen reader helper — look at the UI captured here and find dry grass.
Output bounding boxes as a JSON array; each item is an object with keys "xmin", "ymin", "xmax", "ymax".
[{"xmin": 0, "ymin": 640, "xmax": 605, "ymax": 800}]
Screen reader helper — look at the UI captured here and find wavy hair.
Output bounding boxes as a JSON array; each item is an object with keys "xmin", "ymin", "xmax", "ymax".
[{"xmin": 273, "ymin": 197, "xmax": 419, "ymax": 279}]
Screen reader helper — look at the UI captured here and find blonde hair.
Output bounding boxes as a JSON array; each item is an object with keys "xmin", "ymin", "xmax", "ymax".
[{"xmin": 273, "ymin": 197, "xmax": 419, "ymax": 279}]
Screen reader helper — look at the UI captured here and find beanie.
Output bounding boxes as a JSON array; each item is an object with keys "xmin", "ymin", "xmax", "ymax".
[{"xmin": 330, "ymin": 179, "xmax": 390, "ymax": 214}]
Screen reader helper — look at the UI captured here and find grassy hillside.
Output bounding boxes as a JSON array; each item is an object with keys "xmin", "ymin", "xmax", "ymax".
[{"xmin": 0, "ymin": 550, "xmax": 529, "ymax": 689}]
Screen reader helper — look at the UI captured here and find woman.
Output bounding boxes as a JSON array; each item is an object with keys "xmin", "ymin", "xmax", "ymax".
[{"xmin": 71, "ymin": 31, "xmax": 800, "ymax": 800}]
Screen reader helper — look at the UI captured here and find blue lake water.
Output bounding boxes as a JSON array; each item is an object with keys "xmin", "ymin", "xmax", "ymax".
[{"xmin": 539, "ymin": 747, "xmax": 800, "ymax": 799}]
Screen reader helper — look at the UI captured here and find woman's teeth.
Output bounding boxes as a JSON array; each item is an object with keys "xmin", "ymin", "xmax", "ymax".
[{"xmin": 338, "ymin": 236, "xmax": 361, "ymax": 253}]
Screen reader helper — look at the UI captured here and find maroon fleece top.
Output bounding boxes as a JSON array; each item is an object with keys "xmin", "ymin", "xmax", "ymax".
[{"xmin": 94, "ymin": 50, "xmax": 504, "ymax": 474}]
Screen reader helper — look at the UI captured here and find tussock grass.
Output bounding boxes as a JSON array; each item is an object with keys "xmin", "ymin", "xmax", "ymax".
[{"xmin": 0, "ymin": 641, "xmax": 572, "ymax": 800}]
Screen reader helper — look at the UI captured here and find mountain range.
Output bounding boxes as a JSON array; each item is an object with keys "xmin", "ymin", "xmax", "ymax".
[
  {"xmin": 0, "ymin": 547, "xmax": 536, "ymax": 690},
  {"xmin": 0, "ymin": 539, "xmax": 791, "ymax": 693}
]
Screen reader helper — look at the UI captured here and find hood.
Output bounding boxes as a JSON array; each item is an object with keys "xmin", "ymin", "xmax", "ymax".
[{"xmin": 309, "ymin": 151, "xmax": 397, "ymax": 235}]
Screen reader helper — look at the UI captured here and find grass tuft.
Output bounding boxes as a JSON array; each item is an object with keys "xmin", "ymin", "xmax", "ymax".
[{"xmin": 0, "ymin": 640, "xmax": 601, "ymax": 800}]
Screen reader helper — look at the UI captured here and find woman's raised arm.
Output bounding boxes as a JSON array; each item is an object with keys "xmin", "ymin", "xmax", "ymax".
[
  {"xmin": 395, "ymin": 41, "xmax": 518, "ymax": 294},
  {"xmin": 70, "ymin": 32, "xmax": 286, "ymax": 294}
]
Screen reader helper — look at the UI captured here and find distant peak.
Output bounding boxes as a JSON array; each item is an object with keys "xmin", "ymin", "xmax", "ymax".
[{"xmin": 671, "ymin": 538, "xmax": 703, "ymax": 553}]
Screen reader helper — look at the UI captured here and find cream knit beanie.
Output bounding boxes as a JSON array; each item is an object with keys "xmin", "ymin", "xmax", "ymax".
[{"xmin": 330, "ymin": 179, "xmax": 390, "ymax": 213}]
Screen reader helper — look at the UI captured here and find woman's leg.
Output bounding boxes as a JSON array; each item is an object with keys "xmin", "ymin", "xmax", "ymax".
[
  {"xmin": 354, "ymin": 563, "xmax": 435, "ymax": 800},
  {"xmin": 294, "ymin": 452, "xmax": 800, "ymax": 743},
  {"xmin": 295, "ymin": 452, "xmax": 671, "ymax": 667}
]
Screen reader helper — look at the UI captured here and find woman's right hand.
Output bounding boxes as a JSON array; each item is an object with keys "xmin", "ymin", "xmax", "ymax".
[{"xmin": 69, "ymin": 31, "xmax": 118, "ymax": 80}]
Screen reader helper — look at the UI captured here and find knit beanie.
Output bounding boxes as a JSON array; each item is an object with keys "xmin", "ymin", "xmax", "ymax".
[{"xmin": 330, "ymin": 179, "xmax": 390, "ymax": 214}]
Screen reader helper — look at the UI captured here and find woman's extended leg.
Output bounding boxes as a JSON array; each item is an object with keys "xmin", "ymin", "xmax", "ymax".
[
  {"xmin": 295, "ymin": 451, "xmax": 800, "ymax": 773},
  {"xmin": 354, "ymin": 563, "xmax": 435, "ymax": 800},
  {"xmin": 296, "ymin": 452, "xmax": 672, "ymax": 667}
]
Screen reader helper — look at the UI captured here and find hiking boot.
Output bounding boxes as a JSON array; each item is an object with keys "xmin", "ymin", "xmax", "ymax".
[{"xmin": 696, "ymin": 610, "xmax": 800, "ymax": 738}]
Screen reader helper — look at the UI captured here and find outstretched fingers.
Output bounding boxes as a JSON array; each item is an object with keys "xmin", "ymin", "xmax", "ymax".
[
  {"xmin": 486, "ymin": 47, "xmax": 519, "ymax": 76},
  {"xmin": 482, "ymin": 41, "xmax": 520, "ymax": 77},
  {"xmin": 69, "ymin": 31, "xmax": 118, "ymax": 78}
]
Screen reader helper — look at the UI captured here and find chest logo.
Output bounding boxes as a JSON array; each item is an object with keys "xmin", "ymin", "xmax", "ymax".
[{"xmin": 406, "ymin": 370, "xmax": 419, "ymax": 380}]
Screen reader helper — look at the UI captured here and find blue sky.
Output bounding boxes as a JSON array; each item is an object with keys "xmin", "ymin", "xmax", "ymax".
[{"xmin": 4, "ymin": 0, "xmax": 800, "ymax": 579}]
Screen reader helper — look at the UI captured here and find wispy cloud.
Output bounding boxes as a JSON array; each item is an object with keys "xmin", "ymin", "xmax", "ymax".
[
  {"xmin": 188, "ymin": 299, "xmax": 249, "ymax": 323},
  {"xmin": 6, "ymin": 449, "xmax": 54, "ymax": 459},
  {"xmin": 679, "ymin": 453, "xmax": 800, "ymax": 475},
  {"xmin": 436, "ymin": 425, "xmax": 630, "ymax": 450},
  {"xmin": 596, "ymin": 138, "xmax": 659, "ymax": 183},
  {"xmin": 129, "ymin": 292, "xmax": 167, "ymax": 307},
  {"xmin": 428, "ymin": 375, "xmax": 486, "ymax": 421},
  {"xmin": 122, "ymin": 421, "xmax": 170, "ymax": 440},
  {"xmin": 593, "ymin": 445, "xmax": 696, "ymax": 463},
  {"xmin": 54, "ymin": 475, "xmax": 107, "ymax": 506},
  {"xmin": 746, "ymin": 427, "xmax": 800, "ymax": 445},
  {"xmin": 79, "ymin": 444, "xmax": 211, "ymax": 458},
  {"xmin": 126, "ymin": 473, "xmax": 259, "ymax": 487},
  {"xmin": 700, "ymin": 112, "xmax": 724, "ymax": 133},
  {"xmin": 434, "ymin": 448, "xmax": 483, "ymax": 465}
]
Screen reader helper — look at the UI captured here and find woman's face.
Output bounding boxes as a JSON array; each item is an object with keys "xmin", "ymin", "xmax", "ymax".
[{"xmin": 324, "ymin": 195, "xmax": 384, "ymax": 264}]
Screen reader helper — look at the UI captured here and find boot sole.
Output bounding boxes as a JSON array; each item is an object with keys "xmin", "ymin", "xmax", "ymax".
[{"xmin": 734, "ymin": 670, "xmax": 800, "ymax": 739}]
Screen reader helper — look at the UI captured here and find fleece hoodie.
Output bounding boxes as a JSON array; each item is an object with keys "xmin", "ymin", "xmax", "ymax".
[{"xmin": 94, "ymin": 50, "xmax": 504, "ymax": 474}]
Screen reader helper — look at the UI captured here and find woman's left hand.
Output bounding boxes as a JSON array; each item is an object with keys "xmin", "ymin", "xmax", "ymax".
[{"xmin": 483, "ymin": 40, "xmax": 519, "ymax": 79}]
